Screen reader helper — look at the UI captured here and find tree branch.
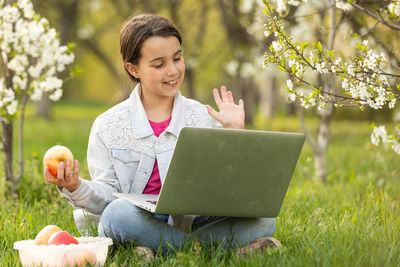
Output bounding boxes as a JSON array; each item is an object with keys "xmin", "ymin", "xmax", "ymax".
[{"xmin": 350, "ymin": 2, "xmax": 400, "ymax": 31}]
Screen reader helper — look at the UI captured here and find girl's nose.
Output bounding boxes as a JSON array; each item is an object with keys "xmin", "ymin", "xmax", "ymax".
[{"xmin": 166, "ymin": 62, "xmax": 179, "ymax": 76}]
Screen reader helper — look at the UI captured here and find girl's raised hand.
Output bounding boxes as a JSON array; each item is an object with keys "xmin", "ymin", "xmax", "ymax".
[
  {"xmin": 206, "ymin": 86, "xmax": 245, "ymax": 129},
  {"xmin": 44, "ymin": 158, "xmax": 81, "ymax": 193}
]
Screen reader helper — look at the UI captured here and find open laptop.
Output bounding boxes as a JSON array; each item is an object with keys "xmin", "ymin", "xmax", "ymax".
[{"xmin": 113, "ymin": 127, "xmax": 305, "ymax": 218}]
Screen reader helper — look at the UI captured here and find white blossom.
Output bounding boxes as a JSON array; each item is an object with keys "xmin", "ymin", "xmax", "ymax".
[
  {"xmin": 30, "ymin": 87, "xmax": 43, "ymax": 102},
  {"xmin": 240, "ymin": 0, "xmax": 255, "ymax": 13},
  {"xmin": 89, "ymin": 0, "xmax": 103, "ymax": 11},
  {"xmin": 12, "ymin": 75, "xmax": 28, "ymax": 90},
  {"xmin": 371, "ymin": 125, "xmax": 400, "ymax": 155},
  {"xmin": 18, "ymin": 0, "xmax": 34, "ymax": 19},
  {"xmin": 389, "ymin": 99, "xmax": 396, "ymax": 109},
  {"xmin": 335, "ymin": 0, "xmax": 352, "ymax": 12},
  {"xmin": 77, "ymin": 24, "xmax": 95, "ymax": 40},
  {"xmin": 225, "ymin": 60, "xmax": 239, "ymax": 76},
  {"xmin": 388, "ymin": 2, "xmax": 400, "ymax": 17},
  {"xmin": 0, "ymin": 5, "xmax": 20, "ymax": 23},
  {"xmin": 0, "ymin": 0, "xmax": 74, "ymax": 116},
  {"xmin": 49, "ymin": 89, "xmax": 63, "ymax": 101},
  {"xmin": 315, "ymin": 61, "xmax": 328, "ymax": 73},
  {"xmin": 242, "ymin": 62, "xmax": 257, "ymax": 78},
  {"xmin": 392, "ymin": 142, "xmax": 400, "ymax": 155},
  {"xmin": 6, "ymin": 100, "xmax": 18, "ymax": 115},
  {"xmin": 7, "ymin": 55, "xmax": 28, "ymax": 75},
  {"xmin": 286, "ymin": 79, "xmax": 293, "ymax": 90},
  {"xmin": 362, "ymin": 50, "xmax": 381, "ymax": 71},
  {"xmin": 289, "ymin": 93, "xmax": 296, "ymax": 102},
  {"xmin": 276, "ymin": 0, "xmax": 287, "ymax": 15},
  {"xmin": 271, "ymin": 41, "xmax": 284, "ymax": 53}
]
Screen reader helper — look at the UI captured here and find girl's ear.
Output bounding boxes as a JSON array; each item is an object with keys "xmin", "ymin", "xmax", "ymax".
[{"xmin": 125, "ymin": 62, "xmax": 139, "ymax": 79}]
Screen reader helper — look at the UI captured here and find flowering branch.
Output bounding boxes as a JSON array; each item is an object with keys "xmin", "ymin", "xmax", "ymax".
[
  {"xmin": 350, "ymin": 2, "xmax": 400, "ymax": 31},
  {"xmin": 0, "ymin": 0, "xmax": 75, "ymax": 192},
  {"xmin": 262, "ymin": 0, "xmax": 400, "ymax": 155}
]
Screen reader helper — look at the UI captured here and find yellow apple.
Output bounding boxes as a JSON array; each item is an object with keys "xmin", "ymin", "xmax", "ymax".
[
  {"xmin": 34, "ymin": 225, "xmax": 63, "ymax": 245},
  {"xmin": 43, "ymin": 145, "xmax": 74, "ymax": 177}
]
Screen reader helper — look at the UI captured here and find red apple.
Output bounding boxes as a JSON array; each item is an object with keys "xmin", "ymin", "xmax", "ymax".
[
  {"xmin": 48, "ymin": 230, "xmax": 79, "ymax": 245},
  {"xmin": 43, "ymin": 145, "xmax": 74, "ymax": 177},
  {"xmin": 34, "ymin": 225, "xmax": 63, "ymax": 245}
]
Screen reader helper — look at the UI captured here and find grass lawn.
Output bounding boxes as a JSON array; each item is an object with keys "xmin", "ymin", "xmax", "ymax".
[{"xmin": 1, "ymin": 102, "xmax": 399, "ymax": 266}]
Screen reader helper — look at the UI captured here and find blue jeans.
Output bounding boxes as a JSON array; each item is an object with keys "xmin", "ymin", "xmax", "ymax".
[{"xmin": 98, "ymin": 199, "xmax": 276, "ymax": 252}]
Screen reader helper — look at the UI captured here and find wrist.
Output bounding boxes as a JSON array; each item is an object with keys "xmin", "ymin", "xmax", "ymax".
[
  {"xmin": 225, "ymin": 122, "xmax": 245, "ymax": 129},
  {"xmin": 64, "ymin": 179, "xmax": 81, "ymax": 193}
]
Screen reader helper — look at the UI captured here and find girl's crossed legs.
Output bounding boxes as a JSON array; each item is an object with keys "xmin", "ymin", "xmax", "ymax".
[{"xmin": 98, "ymin": 198, "xmax": 276, "ymax": 252}]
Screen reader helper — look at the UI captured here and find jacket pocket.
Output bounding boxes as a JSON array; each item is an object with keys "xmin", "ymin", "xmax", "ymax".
[{"xmin": 111, "ymin": 149, "xmax": 141, "ymax": 193}]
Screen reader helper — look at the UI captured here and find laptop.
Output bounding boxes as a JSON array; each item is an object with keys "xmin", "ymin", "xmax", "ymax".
[{"xmin": 113, "ymin": 127, "xmax": 305, "ymax": 217}]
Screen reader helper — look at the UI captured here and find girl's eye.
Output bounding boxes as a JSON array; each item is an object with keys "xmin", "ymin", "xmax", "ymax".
[
  {"xmin": 174, "ymin": 57, "xmax": 181, "ymax": 62},
  {"xmin": 154, "ymin": 63, "xmax": 163, "ymax": 69}
]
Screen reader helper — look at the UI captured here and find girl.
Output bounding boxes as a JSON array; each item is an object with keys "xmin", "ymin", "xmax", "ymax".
[{"xmin": 44, "ymin": 14, "xmax": 278, "ymax": 255}]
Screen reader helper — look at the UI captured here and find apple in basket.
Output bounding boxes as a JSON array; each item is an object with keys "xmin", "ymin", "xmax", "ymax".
[
  {"xmin": 34, "ymin": 225, "xmax": 63, "ymax": 245},
  {"xmin": 43, "ymin": 145, "xmax": 74, "ymax": 177},
  {"xmin": 48, "ymin": 231, "xmax": 79, "ymax": 245}
]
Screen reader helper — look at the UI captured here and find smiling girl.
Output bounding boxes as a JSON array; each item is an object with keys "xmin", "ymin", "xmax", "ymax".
[{"xmin": 44, "ymin": 14, "xmax": 279, "ymax": 255}]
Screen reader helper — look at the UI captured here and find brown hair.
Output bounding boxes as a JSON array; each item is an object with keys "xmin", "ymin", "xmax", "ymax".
[{"xmin": 120, "ymin": 14, "xmax": 182, "ymax": 83}]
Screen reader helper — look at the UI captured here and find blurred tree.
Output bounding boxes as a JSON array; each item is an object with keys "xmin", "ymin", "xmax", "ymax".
[
  {"xmin": 33, "ymin": 0, "xmax": 79, "ymax": 118},
  {"xmin": 217, "ymin": 0, "xmax": 262, "ymax": 123},
  {"xmin": 33, "ymin": 0, "xmax": 228, "ymax": 104}
]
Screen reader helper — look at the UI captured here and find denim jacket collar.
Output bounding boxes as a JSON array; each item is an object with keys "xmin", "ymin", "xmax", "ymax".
[{"xmin": 128, "ymin": 84, "xmax": 185, "ymax": 139}]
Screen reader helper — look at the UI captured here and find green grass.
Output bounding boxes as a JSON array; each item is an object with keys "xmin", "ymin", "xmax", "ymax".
[{"xmin": 1, "ymin": 102, "xmax": 400, "ymax": 266}]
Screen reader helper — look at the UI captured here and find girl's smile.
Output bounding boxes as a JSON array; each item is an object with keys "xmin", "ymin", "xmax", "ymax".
[{"xmin": 126, "ymin": 36, "xmax": 185, "ymax": 102}]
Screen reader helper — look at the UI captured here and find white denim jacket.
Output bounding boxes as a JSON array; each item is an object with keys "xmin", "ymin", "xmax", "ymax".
[{"xmin": 58, "ymin": 84, "xmax": 221, "ymax": 232}]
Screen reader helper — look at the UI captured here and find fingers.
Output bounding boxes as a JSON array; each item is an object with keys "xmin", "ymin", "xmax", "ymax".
[
  {"xmin": 227, "ymin": 90, "xmax": 234, "ymax": 103},
  {"xmin": 44, "ymin": 167, "xmax": 58, "ymax": 184},
  {"xmin": 220, "ymin": 86, "xmax": 229, "ymax": 102},
  {"xmin": 215, "ymin": 86, "xmax": 235, "ymax": 104},
  {"xmin": 239, "ymin": 99, "xmax": 244, "ymax": 108},
  {"xmin": 206, "ymin": 104, "xmax": 220, "ymax": 122},
  {"xmin": 213, "ymin": 88, "xmax": 222, "ymax": 107},
  {"xmin": 64, "ymin": 159, "xmax": 72, "ymax": 184},
  {"xmin": 44, "ymin": 159, "xmax": 80, "ymax": 188},
  {"xmin": 72, "ymin": 160, "xmax": 79, "ymax": 182}
]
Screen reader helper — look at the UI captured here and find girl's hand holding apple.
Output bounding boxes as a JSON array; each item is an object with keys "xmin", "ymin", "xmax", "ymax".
[{"xmin": 43, "ymin": 145, "xmax": 81, "ymax": 192}]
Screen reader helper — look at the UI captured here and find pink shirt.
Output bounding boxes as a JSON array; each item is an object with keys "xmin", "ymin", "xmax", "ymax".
[{"xmin": 142, "ymin": 117, "xmax": 172, "ymax": 194}]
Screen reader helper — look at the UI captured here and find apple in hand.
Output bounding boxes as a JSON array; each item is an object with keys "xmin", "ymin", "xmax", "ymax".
[
  {"xmin": 34, "ymin": 225, "xmax": 63, "ymax": 245},
  {"xmin": 48, "ymin": 230, "xmax": 79, "ymax": 245},
  {"xmin": 43, "ymin": 145, "xmax": 74, "ymax": 177}
]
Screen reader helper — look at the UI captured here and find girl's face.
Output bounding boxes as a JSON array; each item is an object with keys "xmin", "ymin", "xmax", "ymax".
[{"xmin": 127, "ymin": 36, "xmax": 185, "ymax": 102}]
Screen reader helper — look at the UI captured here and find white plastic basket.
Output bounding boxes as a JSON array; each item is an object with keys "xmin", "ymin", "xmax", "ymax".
[{"xmin": 13, "ymin": 236, "xmax": 113, "ymax": 267}]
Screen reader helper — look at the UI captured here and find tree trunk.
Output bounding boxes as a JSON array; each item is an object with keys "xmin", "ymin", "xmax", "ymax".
[
  {"xmin": 260, "ymin": 75, "xmax": 277, "ymax": 119},
  {"xmin": 241, "ymin": 77, "xmax": 256, "ymax": 124},
  {"xmin": 185, "ymin": 67, "xmax": 196, "ymax": 99},
  {"xmin": 1, "ymin": 120, "xmax": 15, "ymax": 194},
  {"xmin": 36, "ymin": 93, "xmax": 51, "ymax": 119},
  {"xmin": 314, "ymin": 103, "xmax": 334, "ymax": 182}
]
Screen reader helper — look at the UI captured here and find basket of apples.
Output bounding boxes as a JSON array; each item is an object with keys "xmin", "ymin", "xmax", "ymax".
[{"xmin": 13, "ymin": 225, "xmax": 113, "ymax": 267}]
